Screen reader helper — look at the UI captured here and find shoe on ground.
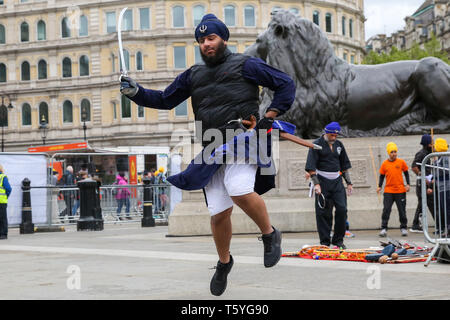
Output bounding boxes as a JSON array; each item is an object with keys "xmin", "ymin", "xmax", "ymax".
[
  {"xmin": 401, "ymin": 228, "xmax": 408, "ymax": 237},
  {"xmin": 118, "ymin": 217, "xmax": 124, "ymax": 221},
  {"xmin": 409, "ymin": 227, "xmax": 423, "ymax": 233},
  {"xmin": 210, "ymin": 255, "xmax": 234, "ymax": 296},
  {"xmin": 345, "ymin": 231, "xmax": 355, "ymax": 238},
  {"xmin": 260, "ymin": 226, "xmax": 282, "ymax": 268},
  {"xmin": 0, "ymin": 235, "xmax": 7, "ymax": 240},
  {"xmin": 126, "ymin": 216, "xmax": 132, "ymax": 220},
  {"xmin": 332, "ymin": 243, "xmax": 347, "ymax": 250},
  {"xmin": 379, "ymin": 229, "xmax": 387, "ymax": 237}
]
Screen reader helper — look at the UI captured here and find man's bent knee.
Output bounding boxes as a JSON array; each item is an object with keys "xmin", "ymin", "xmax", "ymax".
[{"xmin": 211, "ymin": 207, "xmax": 233, "ymax": 225}]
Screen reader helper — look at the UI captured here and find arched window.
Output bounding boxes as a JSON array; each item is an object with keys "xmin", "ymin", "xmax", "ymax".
[
  {"xmin": 61, "ymin": 17, "xmax": 71, "ymax": 38},
  {"xmin": 224, "ymin": 5, "xmax": 235, "ymax": 26},
  {"xmin": 37, "ymin": 20, "xmax": 46, "ymax": 40},
  {"xmin": 0, "ymin": 63, "xmax": 6, "ymax": 82},
  {"xmin": 20, "ymin": 21, "xmax": 29, "ymax": 42},
  {"xmin": 121, "ymin": 95, "xmax": 131, "ymax": 118},
  {"xmin": 79, "ymin": 55, "xmax": 89, "ymax": 76},
  {"xmin": 22, "ymin": 103, "xmax": 31, "ymax": 126},
  {"xmin": 193, "ymin": 5, "xmax": 205, "ymax": 26},
  {"xmin": 62, "ymin": 57, "xmax": 72, "ymax": 78},
  {"xmin": 21, "ymin": 61, "xmax": 30, "ymax": 81},
  {"xmin": 136, "ymin": 51, "xmax": 143, "ymax": 71},
  {"xmin": 244, "ymin": 5, "xmax": 255, "ymax": 27},
  {"xmin": 38, "ymin": 59, "xmax": 47, "ymax": 79},
  {"xmin": 39, "ymin": 102, "xmax": 49, "ymax": 124},
  {"xmin": 342, "ymin": 16, "xmax": 346, "ymax": 35},
  {"xmin": 80, "ymin": 99, "xmax": 91, "ymax": 122},
  {"xmin": 63, "ymin": 100, "xmax": 73, "ymax": 123},
  {"xmin": 172, "ymin": 6, "xmax": 184, "ymax": 27},
  {"xmin": 119, "ymin": 49, "xmax": 130, "ymax": 72},
  {"xmin": 325, "ymin": 13, "xmax": 332, "ymax": 33},
  {"xmin": 79, "ymin": 15, "xmax": 88, "ymax": 36},
  {"xmin": 349, "ymin": 19, "xmax": 353, "ymax": 38},
  {"xmin": 313, "ymin": 11, "xmax": 320, "ymax": 26},
  {"xmin": 0, "ymin": 24, "xmax": 5, "ymax": 44}
]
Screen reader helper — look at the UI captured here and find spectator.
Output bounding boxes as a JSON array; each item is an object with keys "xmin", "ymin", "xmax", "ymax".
[
  {"xmin": 377, "ymin": 142, "xmax": 410, "ymax": 237},
  {"xmin": 115, "ymin": 172, "xmax": 131, "ymax": 220},
  {"xmin": 72, "ymin": 170, "xmax": 89, "ymax": 218},
  {"xmin": 0, "ymin": 164, "xmax": 12, "ymax": 240},
  {"xmin": 157, "ymin": 167, "xmax": 169, "ymax": 212},
  {"xmin": 59, "ymin": 165, "xmax": 75, "ymax": 222},
  {"xmin": 432, "ymin": 138, "xmax": 449, "ymax": 235}
]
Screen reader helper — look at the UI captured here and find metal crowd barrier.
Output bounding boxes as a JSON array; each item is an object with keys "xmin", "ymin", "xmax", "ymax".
[
  {"xmin": 30, "ymin": 183, "xmax": 171, "ymax": 226},
  {"xmin": 421, "ymin": 151, "xmax": 450, "ymax": 266}
]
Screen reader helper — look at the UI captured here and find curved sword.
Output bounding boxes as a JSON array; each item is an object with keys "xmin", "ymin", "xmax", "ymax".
[{"xmin": 118, "ymin": 7, "xmax": 128, "ymax": 80}]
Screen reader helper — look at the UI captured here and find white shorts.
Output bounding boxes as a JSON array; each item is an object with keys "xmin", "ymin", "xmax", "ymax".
[{"xmin": 204, "ymin": 163, "xmax": 257, "ymax": 216}]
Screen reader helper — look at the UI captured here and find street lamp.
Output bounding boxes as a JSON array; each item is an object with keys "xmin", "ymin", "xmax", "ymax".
[
  {"xmin": 39, "ymin": 114, "xmax": 48, "ymax": 145},
  {"xmin": 81, "ymin": 106, "xmax": 87, "ymax": 141},
  {"xmin": 0, "ymin": 95, "xmax": 14, "ymax": 152}
]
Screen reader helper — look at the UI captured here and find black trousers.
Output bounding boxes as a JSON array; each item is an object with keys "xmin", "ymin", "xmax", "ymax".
[
  {"xmin": 381, "ymin": 193, "xmax": 407, "ymax": 230},
  {"xmin": 315, "ymin": 176, "xmax": 347, "ymax": 246},
  {"xmin": 412, "ymin": 181, "xmax": 434, "ymax": 228},
  {"xmin": 0, "ymin": 203, "xmax": 8, "ymax": 236}
]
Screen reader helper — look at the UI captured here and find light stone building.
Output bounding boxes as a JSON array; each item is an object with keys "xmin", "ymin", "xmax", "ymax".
[
  {"xmin": 0, "ymin": 0, "xmax": 365, "ymax": 152},
  {"xmin": 366, "ymin": 0, "xmax": 450, "ymax": 56}
]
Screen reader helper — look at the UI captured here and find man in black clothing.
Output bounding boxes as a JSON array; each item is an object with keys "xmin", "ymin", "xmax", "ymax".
[
  {"xmin": 410, "ymin": 134, "xmax": 434, "ymax": 232},
  {"xmin": 305, "ymin": 122, "xmax": 353, "ymax": 249}
]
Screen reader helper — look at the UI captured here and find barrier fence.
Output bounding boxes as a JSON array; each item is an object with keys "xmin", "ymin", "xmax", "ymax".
[
  {"xmin": 29, "ymin": 183, "xmax": 171, "ymax": 226},
  {"xmin": 421, "ymin": 151, "xmax": 450, "ymax": 266}
]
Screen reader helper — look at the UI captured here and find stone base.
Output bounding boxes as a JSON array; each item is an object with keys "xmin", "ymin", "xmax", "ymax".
[
  {"xmin": 141, "ymin": 216, "xmax": 156, "ymax": 227},
  {"xmin": 19, "ymin": 222, "xmax": 35, "ymax": 234},
  {"xmin": 77, "ymin": 219, "xmax": 104, "ymax": 231}
]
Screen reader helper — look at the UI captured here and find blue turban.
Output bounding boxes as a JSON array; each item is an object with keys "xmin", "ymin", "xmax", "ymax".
[
  {"xmin": 324, "ymin": 122, "xmax": 341, "ymax": 134},
  {"xmin": 195, "ymin": 14, "xmax": 230, "ymax": 42},
  {"xmin": 420, "ymin": 134, "xmax": 431, "ymax": 146}
]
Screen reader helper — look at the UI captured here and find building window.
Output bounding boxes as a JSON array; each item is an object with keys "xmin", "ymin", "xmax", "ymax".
[
  {"xmin": 112, "ymin": 101, "xmax": 117, "ymax": 120},
  {"xmin": 123, "ymin": 9, "xmax": 133, "ymax": 31},
  {"xmin": 325, "ymin": 13, "xmax": 332, "ymax": 32},
  {"xmin": 138, "ymin": 105, "xmax": 145, "ymax": 118},
  {"xmin": 21, "ymin": 61, "xmax": 30, "ymax": 81},
  {"xmin": 172, "ymin": 6, "xmax": 184, "ymax": 28},
  {"xmin": 22, "ymin": 103, "xmax": 31, "ymax": 126},
  {"xmin": 343, "ymin": 53, "xmax": 348, "ymax": 61},
  {"xmin": 119, "ymin": 49, "xmax": 130, "ymax": 72},
  {"xmin": 349, "ymin": 19, "xmax": 353, "ymax": 38},
  {"xmin": 79, "ymin": 15, "xmax": 88, "ymax": 36},
  {"xmin": 350, "ymin": 55, "xmax": 355, "ymax": 64},
  {"xmin": 62, "ymin": 57, "xmax": 72, "ymax": 78},
  {"xmin": 342, "ymin": 16, "xmax": 346, "ymax": 35},
  {"xmin": 21, "ymin": 21, "xmax": 29, "ymax": 42},
  {"xmin": 0, "ymin": 63, "xmax": 6, "ymax": 82},
  {"xmin": 79, "ymin": 55, "xmax": 89, "ymax": 76},
  {"xmin": 174, "ymin": 46, "xmax": 186, "ymax": 69},
  {"xmin": 224, "ymin": 5, "xmax": 236, "ymax": 26},
  {"xmin": 39, "ymin": 102, "xmax": 49, "ymax": 124},
  {"xmin": 80, "ymin": 99, "xmax": 91, "ymax": 122},
  {"xmin": 136, "ymin": 51, "xmax": 143, "ymax": 71},
  {"xmin": 194, "ymin": 46, "xmax": 201, "ymax": 64},
  {"xmin": 244, "ymin": 5, "xmax": 255, "ymax": 27},
  {"xmin": 0, "ymin": 24, "xmax": 4, "ymax": 44},
  {"xmin": 111, "ymin": 53, "xmax": 116, "ymax": 73},
  {"xmin": 121, "ymin": 95, "xmax": 131, "ymax": 118},
  {"xmin": 289, "ymin": 8, "xmax": 300, "ymax": 16},
  {"xmin": 140, "ymin": 8, "xmax": 150, "ymax": 30},
  {"xmin": 313, "ymin": 11, "xmax": 320, "ymax": 26},
  {"xmin": 106, "ymin": 12, "xmax": 116, "ymax": 33},
  {"xmin": 38, "ymin": 59, "xmax": 47, "ymax": 79},
  {"xmin": 61, "ymin": 17, "xmax": 71, "ymax": 38},
  {"xmin": 63, "ymin": 100, "xmax": 73, "ymax": 123},
  {"xmin": 193, "ymin": 5, "xmax": 205, "ymax": 26},
  {"xmin": 175, "ymin": 100, "xmax": 187, "ymax": 117},
  {"xmin": 37, "ymin": 20, "xmax": 46, "ymax": 40}
]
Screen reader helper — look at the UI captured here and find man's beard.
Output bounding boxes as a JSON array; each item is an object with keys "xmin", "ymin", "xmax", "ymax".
[
  {"xmin": 200, "ymin": 41, "xmax": 227, "ymax": 66},
  {"xmin": 324, "ymin": 134, "xmax": 335, "ymax": 144}
]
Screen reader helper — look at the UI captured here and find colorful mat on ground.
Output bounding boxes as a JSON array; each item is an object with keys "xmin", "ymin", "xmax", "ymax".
[{"xmin": 282, "ymin": 240, "xmax": 435, "ymax": 264}]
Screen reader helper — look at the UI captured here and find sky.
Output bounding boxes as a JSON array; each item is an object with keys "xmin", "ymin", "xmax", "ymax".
[{"xmin": 364, "ymin": 0, "xmax": 426, "ymax": 40}]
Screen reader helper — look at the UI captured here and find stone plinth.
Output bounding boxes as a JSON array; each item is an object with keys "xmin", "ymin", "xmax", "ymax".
[{"xmin": 168, "ymin": 134, "xmax": 449, "ymax": 236}]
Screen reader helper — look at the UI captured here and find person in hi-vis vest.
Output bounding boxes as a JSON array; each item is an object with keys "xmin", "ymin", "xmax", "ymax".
[{"xmin": 0, "ymin": 164, "xmax": 12, "ymax": 240}]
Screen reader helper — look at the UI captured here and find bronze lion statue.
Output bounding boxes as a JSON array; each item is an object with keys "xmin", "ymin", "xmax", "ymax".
[{"xmin": 245, "ymin": 10, "xmax": 450, "ymax": 137}]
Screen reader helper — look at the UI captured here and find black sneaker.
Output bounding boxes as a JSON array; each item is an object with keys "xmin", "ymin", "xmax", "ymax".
[
  {"xmin": 260, "ymin": 226, "xmax": 282, "ymax": 268},
  {"xmin": 210, "ymin": 255, "xmax": 233, "ymax": 296}
]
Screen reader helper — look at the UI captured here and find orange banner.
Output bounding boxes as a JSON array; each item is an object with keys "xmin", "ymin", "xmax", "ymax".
[
  {"xmin": 28, "ymin": 142, "xmax": 88, "ymax": 153},
  {"xmin": 128, "ymin": 155, "xmax": 137, "ymax": 197}
]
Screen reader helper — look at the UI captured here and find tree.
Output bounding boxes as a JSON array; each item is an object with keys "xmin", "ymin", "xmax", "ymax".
[{"xmin": 363, "ymin": 33, "xmax": 449, "ymax": 65}]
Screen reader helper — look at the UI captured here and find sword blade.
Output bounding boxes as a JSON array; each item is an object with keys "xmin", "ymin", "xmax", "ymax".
[{"xmin": 118, "ymin": 7, "xmax": 128, "ymax": 79}]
